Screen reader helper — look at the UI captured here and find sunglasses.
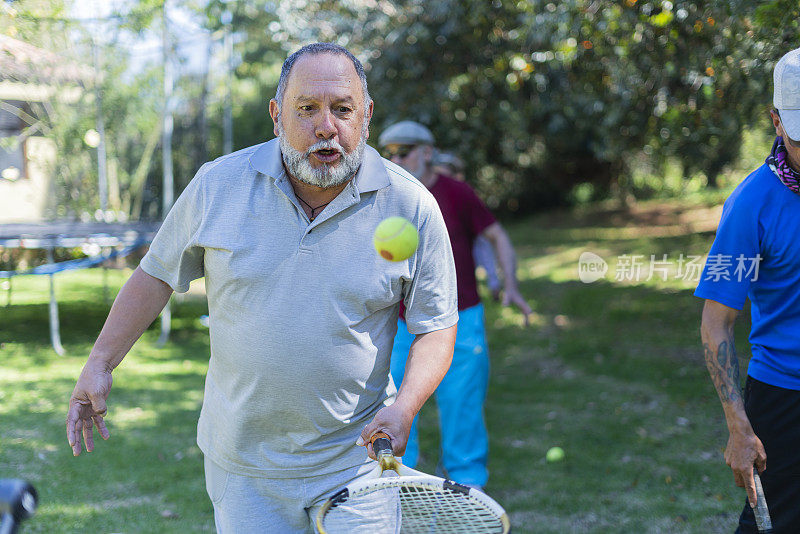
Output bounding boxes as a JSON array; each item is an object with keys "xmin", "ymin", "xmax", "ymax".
[
  {"xmin": 775, "ymin": 110, "xmax": 800, "ymax": 148},
  {"xmin": 382, "ymin": 145, "xmax": 417, "ymax": 159}
]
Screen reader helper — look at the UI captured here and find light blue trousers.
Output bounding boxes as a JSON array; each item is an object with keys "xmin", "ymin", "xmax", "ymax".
[{"xmin": 390, "ymin": 304, "xmax": 490, "ymax": 486}]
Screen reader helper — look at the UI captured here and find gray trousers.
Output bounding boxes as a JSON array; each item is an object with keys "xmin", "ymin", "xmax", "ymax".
[{"xmin": 204, "ymin": 455, "xmax": 373, "ymax": 533}]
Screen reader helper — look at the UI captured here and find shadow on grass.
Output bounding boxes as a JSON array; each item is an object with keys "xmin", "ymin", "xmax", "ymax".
[
  {"xmin": 2, "ymin": 298, "xmax": 209, "ymax": 356},
  {"xmin": 1, "ymin": 286, "xmax": 215, "ymax": 531},
  {"xmin": 1, "ymin": 343, "xmax": 213, "ymax": 532},
  {"xmin": 464, "ymin": 276, "xmax": 751, "ymax": 532},
  {"xmin": 3, "ymin": 236, "xmax": 752, "ymax": 532}
]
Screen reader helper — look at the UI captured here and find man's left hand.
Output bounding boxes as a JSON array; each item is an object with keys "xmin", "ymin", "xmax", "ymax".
[
  {"xmin": 357, "ymin": 403, "xmax": 414, "ymax": 460},
  {"xmin": 502, "ymin": 287, "xmax": 532, "ymax": 326}
]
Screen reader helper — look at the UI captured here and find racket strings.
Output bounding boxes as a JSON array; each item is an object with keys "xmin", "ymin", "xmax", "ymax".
[
  {"xmin": 321, "ymin": 481, "xmax": 506, "ymax": 533},
  {"xmin": 396, "ymin": 485, "xmax": 505, "ymax": 532}
]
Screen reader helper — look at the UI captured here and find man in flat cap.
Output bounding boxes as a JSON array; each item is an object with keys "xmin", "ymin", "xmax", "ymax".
[{"xmin": 379, "ymin": 120, "xmax": 531, "ymax": 491}]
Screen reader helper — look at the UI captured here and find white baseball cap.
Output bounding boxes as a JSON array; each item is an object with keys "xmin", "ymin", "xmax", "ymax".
[
  {"xmin": 378, "ymin": 121, "xmax": 435, "ymax": 147},
  {"xmin": 433, "ymin": 151, "xmax": 464, "ymax": 171},
  {"xmin": 774, "ymin": 48, "xmax": 800, "ymax": 141}
]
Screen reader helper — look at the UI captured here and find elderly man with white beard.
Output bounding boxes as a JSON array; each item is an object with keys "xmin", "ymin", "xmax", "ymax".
[{"xmin": 65, "ymin": 43, "xmax": 458, "ymax": 533}]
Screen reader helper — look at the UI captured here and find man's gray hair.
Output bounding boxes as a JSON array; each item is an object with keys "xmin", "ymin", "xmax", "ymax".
[{"xmin": 274, "ymin": 42, "xmax": 371, "ymax": 110}]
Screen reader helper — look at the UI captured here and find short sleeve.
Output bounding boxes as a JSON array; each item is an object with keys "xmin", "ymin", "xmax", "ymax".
[
  {"xmin": 694, "ymin": 191, "xmax": 762, "ymax": 310},
  {"xmin": 460, "ymin": 182, "xmax": 496, "ymax": 237},
  {"xmin": 403, "ymin": 199, "xmax": 459, "ymax": 335},
  {"xmin": 139, "ymin": 165, "xmax": 208, "ymax": 293}
]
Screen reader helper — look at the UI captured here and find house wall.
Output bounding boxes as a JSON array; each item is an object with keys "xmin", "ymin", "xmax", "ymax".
[
  {"xmin": 0, "ymin": 38, "xmax": 86, "ymax": 224},
  {"xmin": 0, "ymin": 136, "xmax": 56, "ymax": 223}
]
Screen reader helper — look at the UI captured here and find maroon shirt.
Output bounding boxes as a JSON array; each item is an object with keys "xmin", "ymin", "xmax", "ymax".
[
  {"xmin": 430, "ymin": 174, "xmax": 496, "ymax": 310},
  {"xmin": 400, "ymin": 174, "xmax": 496, "ymax": 319}
]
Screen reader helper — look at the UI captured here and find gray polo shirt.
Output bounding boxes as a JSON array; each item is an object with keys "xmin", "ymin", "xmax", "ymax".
[{"xmin": 140, "ymin": 139, "xmax": 457, "ymax": 477}]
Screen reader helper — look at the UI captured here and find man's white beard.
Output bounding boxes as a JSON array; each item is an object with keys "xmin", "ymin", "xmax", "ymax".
[{"xmin": 278, "ymin": 123, "xmax": 367, "ymax": 189}]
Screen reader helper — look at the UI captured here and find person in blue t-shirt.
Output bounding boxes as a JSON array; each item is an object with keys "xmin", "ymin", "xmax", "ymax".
[{"xmin": 696, "ymin": 47, "xmax": 800, "ymax": 534}]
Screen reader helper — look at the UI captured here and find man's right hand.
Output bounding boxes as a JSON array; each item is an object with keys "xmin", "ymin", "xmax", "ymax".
[
  {"xmin": 725, "ymin": 425, "xmax": 767, "ymax": 507},
  {"xmin": 66, "ymin": 360, "xmax": 113, "ymax": 456},
  {"xmin": 357, "ymin": 402, "xmax": 415, "ymax": 460}
]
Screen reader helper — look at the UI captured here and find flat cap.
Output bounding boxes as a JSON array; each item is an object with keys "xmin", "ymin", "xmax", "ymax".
[{"xmin": 378, "ymin": 121, "xmax": 435, "ymax": 147}]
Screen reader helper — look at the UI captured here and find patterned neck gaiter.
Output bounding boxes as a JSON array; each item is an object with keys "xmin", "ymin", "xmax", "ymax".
[{"xmin": 766, "ymin": 136, "xmax": 800, "ymax": 195}]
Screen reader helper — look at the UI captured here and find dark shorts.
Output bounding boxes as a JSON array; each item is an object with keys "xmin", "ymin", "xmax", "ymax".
[{"xmin": 735, "ymin": 376, "xmax": 800, "ymax": 534}]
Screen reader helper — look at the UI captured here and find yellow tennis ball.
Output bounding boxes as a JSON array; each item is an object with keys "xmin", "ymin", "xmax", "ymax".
[
  {"xmin": 546, "ymin": 446, "xmax": 565, "ymax": 463},
  {"xmin": 373, "ymin": 216, "xmax": 419, "ymax": 262}
]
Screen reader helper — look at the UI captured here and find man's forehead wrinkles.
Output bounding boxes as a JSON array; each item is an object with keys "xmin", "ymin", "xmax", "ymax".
[
  {"xmin": 285, "ymin": 54, "xmax": 361, "ymax": 90},
  {"xmin": 287, "ymin": 82, "xmax": 363, "ymax": 104},
  {"xmin": 299, "ymin": 78, "xmax": 355, "ymax": 92},
  {"xmin": 293, "ymin": 93, "xmax": 357, "ymax": 102},
  {"xmin": 307, "ymin": 76, "xmax": 353, "ymax": 86},
  {"xmin": 291, "ymin": 54, "xmax": 356, "ymax": 79}
]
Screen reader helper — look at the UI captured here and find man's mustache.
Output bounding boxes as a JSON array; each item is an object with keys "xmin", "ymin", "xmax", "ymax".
[{"xmin": 306, "ymin": 140, "xmax": 345, "ymax": 157}]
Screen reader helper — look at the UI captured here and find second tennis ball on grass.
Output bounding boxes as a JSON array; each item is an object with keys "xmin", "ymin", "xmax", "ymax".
[
  {"xmin": 373, "ymin": 216, "xmax": 419, "ymax": 261},
  {"xmin": 546, "ymin": 446, "xmax": 565, "ymax": 463}
]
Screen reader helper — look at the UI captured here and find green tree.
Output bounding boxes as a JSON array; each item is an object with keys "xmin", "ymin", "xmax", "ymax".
[
  {"xmin": 2, "ymin": 0, "xmax": 167, "ymax": 220},
  {"xmin": 268, "ymin": 0, "xmax": 794, "ymax": 211}
]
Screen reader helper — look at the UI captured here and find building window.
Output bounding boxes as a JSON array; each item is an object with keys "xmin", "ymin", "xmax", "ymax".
[{"xmin": 0, "ymin": 100, "xmax": 28, "ymax": 181}]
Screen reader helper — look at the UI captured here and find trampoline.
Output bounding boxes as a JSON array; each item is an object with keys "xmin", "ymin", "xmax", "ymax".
[{"xmin": 1, "ymin": 221, "xmax": 163, "ymax": 354}]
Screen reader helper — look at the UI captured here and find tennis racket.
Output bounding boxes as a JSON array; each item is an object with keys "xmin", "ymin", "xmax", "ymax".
[
  {"xmin": 316, "ymin": 432, "xmax": 511, "ymax": 533},
  {"xmin": 752, "ymin": 468, "xmax": 773, "ymax": 534}
]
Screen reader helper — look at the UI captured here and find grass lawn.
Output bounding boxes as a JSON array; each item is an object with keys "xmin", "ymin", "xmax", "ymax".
[
  {"xmin": 1, "ymin": 192, "xmax": 754, "ymax": 532},
  {"xmin": 1, "ymin": 271, "xmax": 212, "ymax": 532}
]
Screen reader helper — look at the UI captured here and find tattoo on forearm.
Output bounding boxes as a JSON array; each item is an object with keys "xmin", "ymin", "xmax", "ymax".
[{"xmin": 703, "ymin": 339, "xmax": 742, "ymax": 405}]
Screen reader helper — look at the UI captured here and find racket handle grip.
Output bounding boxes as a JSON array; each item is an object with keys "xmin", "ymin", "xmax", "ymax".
[
  {"xmin": 372, "ymin": 437, "xmax": 393, "ymax": 457},
  {"xmin": 752, "ymin": 468, "xmax": 773, "ymax": 533}
]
